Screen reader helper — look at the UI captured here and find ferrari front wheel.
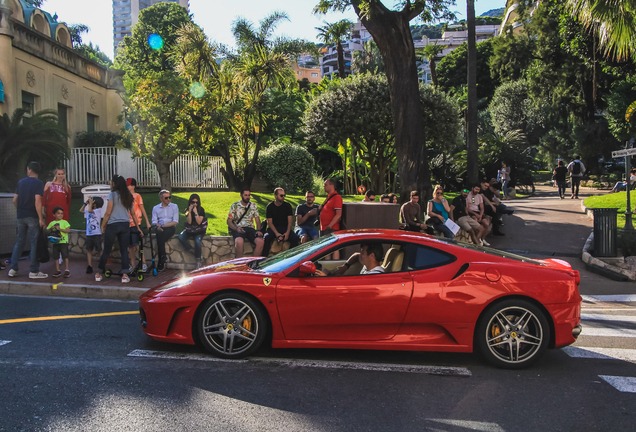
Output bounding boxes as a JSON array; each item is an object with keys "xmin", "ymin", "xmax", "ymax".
[
  {"xmin": 476, "ymin": 299, "xmax": 549, "ymax": 369},
  {"xmin": 197, "ymin": 293, "xmax": 266, "ymax": 359}
]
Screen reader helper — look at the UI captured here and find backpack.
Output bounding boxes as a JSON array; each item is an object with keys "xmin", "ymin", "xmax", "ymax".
[{"xmin": 572, "ymin": 161, "xmax": 581, "ymax": 175}]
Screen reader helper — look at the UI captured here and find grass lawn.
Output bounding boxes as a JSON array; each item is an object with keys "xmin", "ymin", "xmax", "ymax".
[
  {"xmin": 584, "ymin": 191, "xmax": 636, "ymax": 229},
  {"xmin": 69, "ymin": 192, "xmax": 367, "ymax": 236}
]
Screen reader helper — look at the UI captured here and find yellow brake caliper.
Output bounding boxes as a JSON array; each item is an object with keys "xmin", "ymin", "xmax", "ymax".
[{"xmin": 242, "ymin": 316, "xmax": 252, "ymax": 336}]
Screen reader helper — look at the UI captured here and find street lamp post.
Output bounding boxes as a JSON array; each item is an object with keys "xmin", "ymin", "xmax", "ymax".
[{"xmin": 623, "ymin": 140, "xmax": 634, "ymax": 232}]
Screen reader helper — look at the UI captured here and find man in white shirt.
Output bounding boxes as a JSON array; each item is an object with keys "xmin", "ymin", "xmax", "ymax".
[
  {"xmin": 151, "ymin": 190, "xmax": 179, "ymax": 271},
  {"xmin": 315, "ymin": 243, "xmax": 386, "ymax": 276},
  {"xmin": 567, "ymin": 156, "xmax": 586, "ymax": 199}
]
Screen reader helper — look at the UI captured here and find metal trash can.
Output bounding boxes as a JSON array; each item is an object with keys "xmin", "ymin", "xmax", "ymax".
[{"xmin": 593, "ymin": 208, "xmax": 618, "ymax": 257}]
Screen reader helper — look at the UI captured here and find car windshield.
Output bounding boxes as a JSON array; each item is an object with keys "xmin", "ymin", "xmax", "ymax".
[
  {"xmin": 436, "ymin": 238, "xmax": 546, "ymax": 266},
  {"xmin": 252, "ymin": 234, "xmax": 338, "ymax": 273}
]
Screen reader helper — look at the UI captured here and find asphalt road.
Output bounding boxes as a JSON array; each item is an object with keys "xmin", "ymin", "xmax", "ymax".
[{"xmin": 1, "ymin": 294, "xmax": 635, "ymax": 432}]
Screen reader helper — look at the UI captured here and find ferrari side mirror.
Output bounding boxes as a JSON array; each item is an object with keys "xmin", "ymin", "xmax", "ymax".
[{"xmin": 299, "ymin": 261, "xmax": 316, "ymax": 277}]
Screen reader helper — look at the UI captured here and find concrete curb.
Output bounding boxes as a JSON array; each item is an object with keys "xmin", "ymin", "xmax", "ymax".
[
  {"xmin": 0, "ymin": 280, "xmax": 146, "ymax": 301},
  {"xmin": 580, "ymin": 200, "xmax": 635, "ymax": 281}
]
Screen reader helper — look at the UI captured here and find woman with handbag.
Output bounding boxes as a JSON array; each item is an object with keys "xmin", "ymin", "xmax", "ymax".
[
  {"xmin": 178, "ymin": 194, "xmax": 207, "ymax": 268},
  {"xmin": 427, "ymin": 185, "xmax": 454, "ymax": 239}
]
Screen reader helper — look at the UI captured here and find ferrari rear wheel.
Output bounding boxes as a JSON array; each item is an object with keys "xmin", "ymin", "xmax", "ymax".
[
  {"xmin": 197, "ymin": 293, "xmax": 266, "ymax": 359},
  {"xmin": 476, "ymin": 299, "xmax": 549, "ymax": 369}
]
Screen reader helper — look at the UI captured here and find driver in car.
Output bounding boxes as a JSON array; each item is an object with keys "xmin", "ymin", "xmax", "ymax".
[{"xmin": 315, "ymin": 243, "xmax": 385, "ymax": 276}]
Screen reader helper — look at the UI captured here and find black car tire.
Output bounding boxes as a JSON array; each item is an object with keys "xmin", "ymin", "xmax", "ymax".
[
  {"xmin": 197, "ymin": 292, "xmax": 267, "ymax": 359},
  {"xmin": 476, "ymin": 299, "xmax": 550, "ymax": 369}
]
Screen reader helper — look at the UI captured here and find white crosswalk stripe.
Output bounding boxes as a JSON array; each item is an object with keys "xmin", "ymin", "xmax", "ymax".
[
  {"xmin": 0, "ymin": 340, "xmax": 10, "ymax": 347},
  {"xmin": 563, "ymin": 298, "xmax": 636, "ymax": 392},
  {"xmin": 599, "ymin": 376, "xmax": 636, "ymax": 393}
]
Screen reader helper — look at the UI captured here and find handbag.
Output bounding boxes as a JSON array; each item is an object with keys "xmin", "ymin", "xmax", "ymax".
[
  {"xmin": 37, "ymin": 227, "xmax": 50, "ymax": 263},
  {"xmin": 185, "ymin": 218, "xmax": 207, "ymax": 236}
]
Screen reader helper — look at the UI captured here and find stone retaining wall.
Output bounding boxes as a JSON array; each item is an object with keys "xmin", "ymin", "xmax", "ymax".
[{"xmin": 66, "ymin": 230, "xmax": 254, "ymax": 270}]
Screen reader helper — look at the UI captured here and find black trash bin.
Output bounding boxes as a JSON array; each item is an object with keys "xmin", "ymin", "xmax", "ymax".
[{"xmin": 593, "ymin": 208, "xmax": 618, "ymax": 257}]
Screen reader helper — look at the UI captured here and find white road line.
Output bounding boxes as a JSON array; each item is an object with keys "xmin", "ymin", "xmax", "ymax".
[
  {"xmin": 249, "ymin": 357, "xmax": 472, "ymax": 377},
  {"xmin": 579, "ymin": 327, "xmax": 636, "ymax": 338},
  {"xmin": 425, "ymin": 419, "xmax": 505, "ymax": 432},
  {"xmin": 127, "ymin": 349, "xmax": 247, "ymax": 363},
  {"xmin": 582, "ymin": 314, "xmax": 636, "ymax": 323},
  {"xmin": 599, "ymin": 375, "xmax": 636, "ymax": 393},
  {"xmin": 562, "ymin": 346, "xmax": 636, "ymax": 363},
  {"xmin": 582, "ymin": 295, "xmax": 636, "ymax": 303},
  {"xmin": 0, "ymin": 341, "xmax": 10, "ymax": 347},
  {"xmin": 128, "ymin": 350, "xmax": 471, "ymax": 376}
]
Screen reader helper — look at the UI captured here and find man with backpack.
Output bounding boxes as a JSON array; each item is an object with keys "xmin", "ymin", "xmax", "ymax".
[{"xmin": 567, "ymin": 156, "xmax": 586, "ymax": 199}]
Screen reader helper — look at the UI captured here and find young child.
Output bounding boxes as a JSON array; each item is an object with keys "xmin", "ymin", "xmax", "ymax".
[
  {"xmin": 79, "ymin": 196, "xmax": 103, "ymax": 274},
  {"xmin": 46, "ymin": 206, "xmax": 71, "ymax": 278}
]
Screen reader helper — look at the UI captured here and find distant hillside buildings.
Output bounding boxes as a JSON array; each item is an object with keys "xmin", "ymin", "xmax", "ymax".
[{"xmin": 113, "ymin": 0, "xmax": 189, "ymax": 55}]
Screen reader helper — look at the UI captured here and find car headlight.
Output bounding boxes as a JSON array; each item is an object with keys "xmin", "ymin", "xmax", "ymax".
[{"xmin": 154, "ymin": 277, "xmax": 193, "ymax": 292}]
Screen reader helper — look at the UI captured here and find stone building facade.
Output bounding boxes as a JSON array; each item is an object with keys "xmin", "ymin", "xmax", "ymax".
[{"xmin": 0, "ymin": 0, "xmax": 124, "ymax": 142}]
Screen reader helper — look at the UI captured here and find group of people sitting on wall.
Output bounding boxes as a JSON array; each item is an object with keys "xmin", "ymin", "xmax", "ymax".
[
  {"xmin": 399, "ymin": 179, "xmax": 514, "ymax": 246},
  {"xmin": 227, "ymin": 178, "xmax": 344, "ymax": 258}
]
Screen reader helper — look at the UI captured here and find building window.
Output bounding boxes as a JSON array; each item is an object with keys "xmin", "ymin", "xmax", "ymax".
[
  {"xmin": 58, "ymin": 104, "xmax": 68, "ymax": 134},
  {"xmin": 22, "ymin": 91, "xmax": 36, "ymax": 117},
  {"xmin": 87, "ymin": 113, "xmax": 98, "ymax": 133},
  {"xmin": 311, "ymin": 73, "xmax": 318, "ymax": 77}
]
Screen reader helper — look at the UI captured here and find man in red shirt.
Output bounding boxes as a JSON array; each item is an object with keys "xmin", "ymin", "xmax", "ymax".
[
  {"xmin": 319, "ymin": 178, "xmax": 343, "ymax": 259},
  {"xmin": 319, "ymin": 178, "xmax": 342, "ymax": 235}
]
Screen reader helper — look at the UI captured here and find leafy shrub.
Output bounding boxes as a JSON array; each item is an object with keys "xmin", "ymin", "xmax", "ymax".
[
  {"xmin": 257, "ymin": 143, "xmax": 315, "ymax": 194},
  {"xmin": 312, "ymin": 172, "xmax": 327, "ymax": 196},
  {"xmin": 592, "ymin": 183, "xmax": 602, "ymax": 188},
  {"xmin": 610, "ymin": 173, "xmax": 621, "ymax": 183},
  {"xmin": 74, "ymin": 131, "xmax": 130, "ymax": 148},
  {"xmin": 619, "ymin": 232, "xmax": 636, "ymax": 257},
  {"xmin": 588, "ymin": 175, "xmax": 598, "ymax": 181}
]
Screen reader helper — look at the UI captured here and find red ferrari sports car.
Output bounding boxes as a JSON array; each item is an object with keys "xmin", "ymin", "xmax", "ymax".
[{"xmin": 139, "ymin": 230, "xmax": 582, "ymax": 368}]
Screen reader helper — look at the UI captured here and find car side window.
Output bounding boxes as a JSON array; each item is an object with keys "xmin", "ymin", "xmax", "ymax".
[{"xmin": 405, "ymin": 244, "xmax": 456, "ymax": 271}]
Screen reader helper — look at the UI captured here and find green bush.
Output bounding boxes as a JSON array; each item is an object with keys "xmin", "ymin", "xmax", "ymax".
[
  {"xmin": 312, "ymin": 172, "xmax": 327, "ymax": 196},
  {"xmin": 257, "ymin": 142, "xmax": 315, "ymax": 194},
  {"xmin": 74, "ymin": 131, "xmax": 130, "ymax": 148},
  {"xmin": 610, "ymin": 173, "xmax": 621, "ymax": 183},
  {"xmin": 588, "ymin": 174, "xmax": 598, "ymax": 181},
  {"xmin": 619, "ymin": 232, "xmax": 636, "ymax": 257}
]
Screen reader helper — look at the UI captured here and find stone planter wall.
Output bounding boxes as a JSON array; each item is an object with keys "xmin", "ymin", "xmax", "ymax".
[{"xmin": 66, "ymin": 230, "xmax": 254, "ymax": 270}]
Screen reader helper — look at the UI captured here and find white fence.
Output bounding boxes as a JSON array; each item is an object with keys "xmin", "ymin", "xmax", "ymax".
[{"xmin": 65, "ymin": 147, "xmax": 227, "ymax": 189}]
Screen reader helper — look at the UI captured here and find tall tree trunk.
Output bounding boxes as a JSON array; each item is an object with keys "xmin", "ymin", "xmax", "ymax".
[
  {"xmin": 466, "ymin": 0, "xmax": 479, "ymax": 185},
  {"xmin": 343, "ymin": 144, "xmax": 348, "ymax": 194},
  {"xmin": 355, "ymin": 8, "xmax": 431, "ymax": 201},
  {"xmin": 155, "ymin": 159, "xmax": 173, "ymax": 191},
  {"xmin": 337, "ymin": 41, "xmax": 346, "ymax": 78},
  {"xmin": 430, "ymin": 58, "xmax": 438, "ymax": 87},
  {"xmin": 243, "ymin": 110, "xmax": 265, "ymax": 189},
  {"xmin": 217, "ymin": 142, "xmax": 242, "ymax": 191}
]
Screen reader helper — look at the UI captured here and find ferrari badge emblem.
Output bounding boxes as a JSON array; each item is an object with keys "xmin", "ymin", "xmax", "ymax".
[{"xmin": 263, "ymin": 277, "xmax": 272, "ymax": 286}]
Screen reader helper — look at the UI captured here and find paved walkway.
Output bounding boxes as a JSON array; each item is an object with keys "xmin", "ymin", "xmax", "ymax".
[
  {"xmin": 486, "ymin": 185, "xmax": 633, "ymax": 295},
  {"xmin": 1, "ymin": 184, "xmax": 632, "ymax": 299}
]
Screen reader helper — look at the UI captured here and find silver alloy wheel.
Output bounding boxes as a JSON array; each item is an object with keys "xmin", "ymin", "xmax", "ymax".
[
  {"xmin": 485, "ymin": 306, "xmax": 543, "ymax": 364},
  {"xmin": 201, "ymin": 298, "xmax": 259, "ymax": 355}
]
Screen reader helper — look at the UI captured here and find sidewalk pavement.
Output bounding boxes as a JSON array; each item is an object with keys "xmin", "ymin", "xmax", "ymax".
[
  {"xmin": 0, "ymin": 256, "xmax": 182, "ymax": 300},
  {"xmin": 1, "ymin": 184, "xmax": 632, "ymax": 300},
  {"xmin": 486, "ymin": 184, "xmax": 632, "ymax": 295}
]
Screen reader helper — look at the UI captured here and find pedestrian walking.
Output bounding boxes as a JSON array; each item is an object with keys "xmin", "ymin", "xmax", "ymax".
[
  {"xmin": 553, "ymin": 160, "xmax": 569, "ymax": 199},
  {"xmin": 8, "ymin": 161, "xmax": 48, "ymax": 279},
  {"xmin": 498, "ymin": 162, "xmax": 511, "ymax": 199},
  {"xmin": 95, "ymin": 174, "xmax": 141, "ymax": 283},
  {"xmin": 567, "ymin": 156, "xmax": 586, "ymax": 199}
]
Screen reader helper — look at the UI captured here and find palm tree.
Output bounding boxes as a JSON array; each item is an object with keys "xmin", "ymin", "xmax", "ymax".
[
  {"xmin": 415, "ymin": 43, "xmax": 446, "ymax": 86},
  {"xmin": 316, "ymin": 19, "xmax": 354, "ymax": 78},
  {"xmin": 352, "ymin": 39, "xmax": 385, "ymax": 75},
  {"xmin": 565, "ymin": 0, "xmax": 636, "ymax": 61},
  {"xmin": 0, "ymin": 108, "xmax": 69, "ymax": 191}
]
